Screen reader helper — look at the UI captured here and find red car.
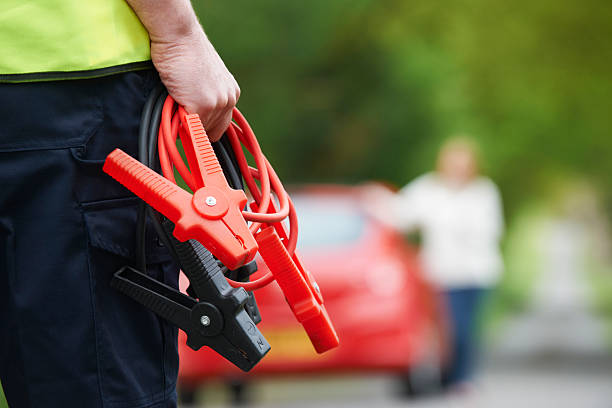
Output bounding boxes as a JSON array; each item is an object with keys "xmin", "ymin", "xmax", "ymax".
[{"xmin": 178, "ymin": 184, "xmax": 447, "ymax": 401}]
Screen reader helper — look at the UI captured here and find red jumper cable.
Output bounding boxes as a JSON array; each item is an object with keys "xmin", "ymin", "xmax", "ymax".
[{"xmin": 103, "ymin": 95, "xmax": 339, "ymax": 355}]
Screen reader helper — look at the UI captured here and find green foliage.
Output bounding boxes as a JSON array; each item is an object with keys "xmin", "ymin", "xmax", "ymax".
[
  {"xmin": 0, "ymin": 385, "xmax": 6, "ymax": 408},
  {"xmin": 481, "ymin": 204, "xmax": 549, "ymax": 332},
  {"xmin": 193, "ymin": 0, "xmax": 612, "ymax": 221}
]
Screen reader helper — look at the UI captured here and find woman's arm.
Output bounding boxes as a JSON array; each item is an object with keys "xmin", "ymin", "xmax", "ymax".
[{"xmin": 362, "ymin": 177, "xmax": 426, "ymax": 232}]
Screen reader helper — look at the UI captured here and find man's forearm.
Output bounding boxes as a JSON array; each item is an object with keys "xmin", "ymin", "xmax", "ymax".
[
  {"xmin": 124, "ymin": 0, "xmax": 241, "ymax": 142},
  {"xmin": 125, "ymin": 0, "xmax": 202, "ymax": 43}
]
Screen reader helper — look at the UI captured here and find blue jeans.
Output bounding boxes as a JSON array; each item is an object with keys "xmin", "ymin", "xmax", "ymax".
[
  {"xmin": 0, "ymin": 71, "xmax": 179, "ymax": 407},
  {"xmin": 442, "ymin": 287, "xmax": 486, "ymax": 386}
]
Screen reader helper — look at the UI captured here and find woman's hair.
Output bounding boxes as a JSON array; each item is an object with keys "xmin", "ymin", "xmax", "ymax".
[{"xmin": 435, "ymin": 135, "xmax": 481, "ymax": 179}]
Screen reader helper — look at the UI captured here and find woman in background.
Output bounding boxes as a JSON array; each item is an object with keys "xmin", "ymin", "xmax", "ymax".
[{"xmin": 391, "ymin": 137, "xmax": 504, "ymax": 390}]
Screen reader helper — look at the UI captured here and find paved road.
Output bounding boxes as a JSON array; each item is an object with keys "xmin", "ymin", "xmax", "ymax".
[
  {"xmin": 190, "ymin": 358, "xmax": 612, "ymax": 408},
  {"xmin": 186, "ymin": 219, "xmax": 612, "ymax": 408}
]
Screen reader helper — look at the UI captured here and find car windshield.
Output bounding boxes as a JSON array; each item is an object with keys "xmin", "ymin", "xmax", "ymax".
[{"xmin": 293, "ymin": 196, "xmax": 366, "ymax": 250}]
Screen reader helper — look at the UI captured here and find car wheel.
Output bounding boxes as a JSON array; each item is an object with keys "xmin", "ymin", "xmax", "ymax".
[
  {"xmin": 396, "ymin": 361, "xmax": 442, "ymax": 398},
  {"xmin": 396, "ymin": 327, "xmax": 444, "ymax": 399},
  {"xmin": 178, "ymin": 385, "xmax": 199, "ymax": 406},
  {"xmin": 228, "ymin": 379, "xmax": 250, "ymax": 406}
]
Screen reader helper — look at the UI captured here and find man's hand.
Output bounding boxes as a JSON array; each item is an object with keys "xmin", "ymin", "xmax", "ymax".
[
  {"xmin": 151, "ymin": 28, "xmax": 240, "ymax": 142},
  {"xmin": 126, "ymin": 0, "xmax": 239, "ymax": 142}
]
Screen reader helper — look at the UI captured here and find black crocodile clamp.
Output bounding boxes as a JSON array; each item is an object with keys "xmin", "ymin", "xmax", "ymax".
[{"xmin": 111, "ymin": 220, "xmax": 270, "ymax": 372}]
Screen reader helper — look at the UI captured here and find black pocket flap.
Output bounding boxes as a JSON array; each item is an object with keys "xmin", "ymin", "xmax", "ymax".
[{"xmin": 82, "ymin": 197, "xmax": 173, "ymax": 264}]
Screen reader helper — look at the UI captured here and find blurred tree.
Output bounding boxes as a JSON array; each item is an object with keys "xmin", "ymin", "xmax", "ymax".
[{"xmin": 193, "ymin": 0, "xmax": 612, "ymax": 220}]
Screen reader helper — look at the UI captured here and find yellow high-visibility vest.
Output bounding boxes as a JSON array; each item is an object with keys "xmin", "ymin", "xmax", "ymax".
[{"xmin": 0, "ymin": 0, "xmax": 151, "ymax": 82}]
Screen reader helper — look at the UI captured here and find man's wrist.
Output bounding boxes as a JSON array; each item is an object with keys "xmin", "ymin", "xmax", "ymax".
[
  {"xmin": 126, "ymin": 0, "xmax": 202, "ymax": 44},
  {"xmin": 148, "ymin": 10, "xmax": 202, "ymax": 44}
]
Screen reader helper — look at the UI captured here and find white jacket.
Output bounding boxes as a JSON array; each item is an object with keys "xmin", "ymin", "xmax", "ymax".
[{"xmin": 394, "ymin": 173, "xmax": 504, "ymax": 289}]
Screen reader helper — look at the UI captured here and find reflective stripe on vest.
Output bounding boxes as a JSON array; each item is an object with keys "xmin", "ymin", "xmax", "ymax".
[{"xmin": 0, "ymin": 0, "xmax": 151, "ymax": 82}]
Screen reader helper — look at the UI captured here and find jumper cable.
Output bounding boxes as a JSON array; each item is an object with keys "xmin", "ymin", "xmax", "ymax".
[{"xmin": 102, "ymin": 86, "xmax": 339, "ymax": 371}]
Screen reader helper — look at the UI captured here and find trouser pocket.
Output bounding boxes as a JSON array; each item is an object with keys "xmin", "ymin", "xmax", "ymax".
[{"xmin": 82, "ymin": 197, "xmax": 179, "ymax": 407}]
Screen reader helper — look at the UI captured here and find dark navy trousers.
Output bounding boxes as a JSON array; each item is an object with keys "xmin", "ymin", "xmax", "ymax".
[{"xmin": 0, "ymin": 70, "xmax": 179, "ymax": 407}]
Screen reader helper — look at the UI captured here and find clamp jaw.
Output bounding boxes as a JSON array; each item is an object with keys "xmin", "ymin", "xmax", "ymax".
[{"xmin": 257, "ymin": 226, "xmax": 338, "ymax": 353}]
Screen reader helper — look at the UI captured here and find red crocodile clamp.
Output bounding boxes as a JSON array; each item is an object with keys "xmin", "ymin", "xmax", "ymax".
[
  {"xmin": 246, "ymin": 193, "xmax": 339, "ymax": 353},
  {"xmin": 102, "ymin": 113, "xmax": 257, "ymax": 270},
  {"xmin": 256, "ymin": 226, "xmax": 339, "ymax": 353}
]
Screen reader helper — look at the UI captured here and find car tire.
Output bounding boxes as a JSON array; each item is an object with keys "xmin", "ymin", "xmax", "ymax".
[
  {"xmin": 178, "ymin": 385, "xmax": 199, "ymax": 406},
  {"xmin": 396, "ymin": 361, "xmax": 442, "ymax": 399},
  {"xmin": 228, "ymin": 379, "xmax": 250, "ymax": 406},
  {"xmin": 396, "ymin": 333, "xmax": 444, "ymax": 399}
]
